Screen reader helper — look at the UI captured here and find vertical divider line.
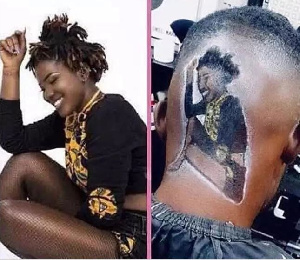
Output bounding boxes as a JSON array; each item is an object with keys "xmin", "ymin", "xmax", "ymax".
[{"xmin": 147, "ymin": 0, "xmax": 152, "ymax": 258}]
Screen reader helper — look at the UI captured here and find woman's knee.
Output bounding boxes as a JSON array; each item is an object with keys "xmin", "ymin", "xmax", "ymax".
[
  {"xmin": 0, "ymin": 153, "xmax": 48, "ymax": 200},
  {"xmin": 5, "ymin": 152, "xmax": 45, "ymax": 168},
  {"xmin": 0, "ymin": 200, "xmax": 14, "ymax": 227},
  {"xmin": 0, "ymin": 200, "xmax": 25, "ymax": 247},
  {"xmin": 1, "ymin": 152, "xmax": 47, "ymax": 176}
]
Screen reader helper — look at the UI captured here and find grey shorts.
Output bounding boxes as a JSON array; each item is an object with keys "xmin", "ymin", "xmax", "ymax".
[{"xmin": 152, "ymin": 197, "xmax": 292, "ymax": 259}]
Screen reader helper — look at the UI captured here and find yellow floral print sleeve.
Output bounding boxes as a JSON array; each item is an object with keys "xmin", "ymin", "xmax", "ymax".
[
  {"xmin": 65, "ymin": 91, "xmax": 140, "ymax": 229},
  {"xmin": 65, "ymin": 90, "xmax": 121, "ymax": 224},
  {"xmin": 204, "ymin": 93, "xmax": 228, "ymax": 142},
  {"xmin": 88, "ymin": 188, "xmax": 118, "ymax": 219},
  {"xmin": 112, "ymin": 232, "xmax": 136, "ymax": 257},
  {"xmin": 65, "ymin": 90, "xmax": 103, "ymax": 192},
  {"xmin": 64, "ymin": 92, "xmax": 147, "ymax": 258}
]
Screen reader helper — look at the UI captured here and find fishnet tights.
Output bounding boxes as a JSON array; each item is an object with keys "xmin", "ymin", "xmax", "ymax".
[{"xmin": 0, "ymin": 152, "xmax": 118, "ymax": 259}]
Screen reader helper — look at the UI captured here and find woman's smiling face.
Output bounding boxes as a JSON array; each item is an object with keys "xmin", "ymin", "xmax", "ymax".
[{"xmin": 35, "ymin": 60, "xmax": 88, "ymax": 117}]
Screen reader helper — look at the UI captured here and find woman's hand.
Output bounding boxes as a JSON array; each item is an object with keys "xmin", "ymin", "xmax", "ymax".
[
  {"xmin": 0, "ymin": 30, "xmax": 27, "ymax": 69},
  {"xmin": 0, "ymin": 30, "xmax": 26, "ymax": 100},
  {"xmin": 185, "ymin": 58, "xmax": 198, "ymax": 86}
]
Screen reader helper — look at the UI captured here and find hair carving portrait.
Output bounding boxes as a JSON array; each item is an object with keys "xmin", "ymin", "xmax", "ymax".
[{"xmin": 184, "ymin": 47, "xmax": 247, "ymax": 203}]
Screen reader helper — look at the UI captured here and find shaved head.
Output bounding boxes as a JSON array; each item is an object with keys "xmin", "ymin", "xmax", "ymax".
[
  {"xmin": 158, "ymin": 6, "xmax": 300, "ymax": 217},
  {"xmin": 167, "ymin": 7, "xmax": 300, "ymax": 167}
]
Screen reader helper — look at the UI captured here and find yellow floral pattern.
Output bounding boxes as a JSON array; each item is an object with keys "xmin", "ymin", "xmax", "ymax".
[
  {"xmin": 112, "ymin": 232, "xmax": 136, "ymax": 257},
  {"xmin": 205, "ymin": 93, "xmax": 228, "ymax": 142},
  {"xmin": 88, "ymin": 188, "xmax": 118, "ymax": 219},
  {"xmin": 65, "ymin": 90, "xmax": 103, "ymax": 192}
]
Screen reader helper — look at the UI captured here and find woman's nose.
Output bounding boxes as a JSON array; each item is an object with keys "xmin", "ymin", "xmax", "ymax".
[{"xmin": 43, "ymin": 88, "xmax": 54, "ymax": 103}]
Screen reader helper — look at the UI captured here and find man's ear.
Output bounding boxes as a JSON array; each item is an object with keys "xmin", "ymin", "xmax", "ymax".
[
  {"xmin": 281, "ymin": 124, "xmax": 300, "ymax": 164},
  {"xmin": 154, "ymin": 100, "xmax": 167, "ymax": 141}
]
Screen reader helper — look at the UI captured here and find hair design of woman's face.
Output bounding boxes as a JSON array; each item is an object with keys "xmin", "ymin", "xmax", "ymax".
[
  {"xmin": 197, "ymin": 67, "xmax": 226, "ymax": 103},
  {"xmin": 184, "ymin": 50, "xmax": 247, "ymax": 203}
]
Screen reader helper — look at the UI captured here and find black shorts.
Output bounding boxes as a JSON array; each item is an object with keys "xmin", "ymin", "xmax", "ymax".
[{"xmin": 112, "ymin": 210, "xmax": 146, "ymax": 259}]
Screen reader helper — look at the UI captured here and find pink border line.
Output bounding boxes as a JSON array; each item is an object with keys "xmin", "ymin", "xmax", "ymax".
[{"xmin": 146, "ymin": 0, "xmax": 152, "ymax": 258}]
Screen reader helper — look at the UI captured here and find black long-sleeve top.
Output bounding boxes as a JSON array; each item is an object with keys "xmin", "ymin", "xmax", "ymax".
[
  {"xmin": 0, "ymin": 93, "xmax": 147, "ymax": 229},
  {"xmin": 185, "ymin": 82, "xmax": 246, "ymax": 152}
]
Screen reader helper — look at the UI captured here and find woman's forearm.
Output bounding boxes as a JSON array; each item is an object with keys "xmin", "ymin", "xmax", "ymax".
[{"xmin": 0, "ymin": 66, "xmax": 20, "ymax": 100}]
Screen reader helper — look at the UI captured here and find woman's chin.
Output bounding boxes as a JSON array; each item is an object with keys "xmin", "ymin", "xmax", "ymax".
[{"xmin": 56, "ymin": 107, "xmax": 73, "ymax": 118}]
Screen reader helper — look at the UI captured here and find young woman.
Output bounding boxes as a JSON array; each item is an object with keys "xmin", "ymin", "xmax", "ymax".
[{"xmin": 0, "ymin": 14, "xmax": 146, "ymax": 259}]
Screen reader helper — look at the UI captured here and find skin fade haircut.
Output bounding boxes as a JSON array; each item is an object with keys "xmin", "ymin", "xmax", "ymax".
[
  {"xmin": 166, "ymin": 6, "xmax": 300, "ymax": 205},
  {"xmin": 26, "ymin": 14, "xmax": 108, "ymax": 82}
]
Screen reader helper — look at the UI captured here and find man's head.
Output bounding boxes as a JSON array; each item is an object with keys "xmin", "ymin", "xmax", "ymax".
[{"xmin": 162, "ymin": 6, "xmax": 300, "ymax": 202}]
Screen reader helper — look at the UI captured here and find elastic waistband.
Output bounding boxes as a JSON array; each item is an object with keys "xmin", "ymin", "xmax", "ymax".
[{"xmin": 152, "ymin": 196, "xmax": 252, "ymax": 241}]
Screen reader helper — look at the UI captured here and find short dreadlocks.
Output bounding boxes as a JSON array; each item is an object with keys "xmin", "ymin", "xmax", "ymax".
[
  {"xmin": 197, "ymin": 47, "xmax": 240, "ymax": 85},
  {"xmin": 26, "ymin": 14, "xmax": 108, "ymax": 83}
]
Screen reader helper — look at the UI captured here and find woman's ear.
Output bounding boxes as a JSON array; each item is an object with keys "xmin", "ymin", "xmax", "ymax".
[
  {"xmin": 281, "ymin": 123, "xmax": 300, "ymax": 164},
  {"xmin": 77, "ymin": 66, "xmax": 90, "ymax": 83},
  {"xmin": 154, "ymin": 100, "xmax": 168, "ymax": 141}
]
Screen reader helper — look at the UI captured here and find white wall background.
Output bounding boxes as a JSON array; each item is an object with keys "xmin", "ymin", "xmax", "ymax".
[
  {"xmin": 151, "ymin": 0, "xmax": 249, "ymax": 41},
  {"xmin": 0, "ymin": 0, "xmax": 147, "ymax": 258}
]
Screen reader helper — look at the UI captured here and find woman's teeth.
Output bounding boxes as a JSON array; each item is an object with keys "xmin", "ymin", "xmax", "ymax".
[{"xmin": 54, "ymin": 98, "xmax": 63, "ymax": 108}]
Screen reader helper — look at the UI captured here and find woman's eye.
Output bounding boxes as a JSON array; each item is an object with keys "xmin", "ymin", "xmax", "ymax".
[{"xmin": 49, "ymin": 78, "xmax": 57, "ymax": 84}]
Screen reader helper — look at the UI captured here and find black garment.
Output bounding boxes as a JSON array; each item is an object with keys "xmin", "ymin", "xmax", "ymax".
[
  {"xmin": 112, "ymin": 210, "xmax": 146, "ymax": 259},
  {"xmin": 152, "ymin": 197, "xmax": 292, "ymax": 259},
  {"xmin": 185, "ymin": 84, "xmax": 247, "ymax": 202},
  {"xmin": 170, "ymin": 19, "xmax": 194, "ymax": 43},
  {"xmin": 151, "ymin": 130, "xmax": 165, "ymax": 193},
  {"xmin": 0, "ymin": 94, "xmax": 147, "ymax": 258},
  {"xmin": 185, "ymin": 84, "xmax": 246, "ymax": 154},
  {"xmin": 0, "ymin": 99, "xmax": 65, "ymax": 153}
]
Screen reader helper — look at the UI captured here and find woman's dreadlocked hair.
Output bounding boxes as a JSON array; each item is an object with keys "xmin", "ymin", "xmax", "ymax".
[
  {"xmin": 197, "ymin": 47, "xmax": 240, "ymax": 86},
  {"xmin": 26, "ymin": 14, "xmax": 108, "ymax": 82}
]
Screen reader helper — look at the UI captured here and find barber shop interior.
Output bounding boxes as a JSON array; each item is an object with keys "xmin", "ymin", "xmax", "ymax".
[{"xmin": 152, "ymin": 0, "xmax": 300, "ymax": 258}]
